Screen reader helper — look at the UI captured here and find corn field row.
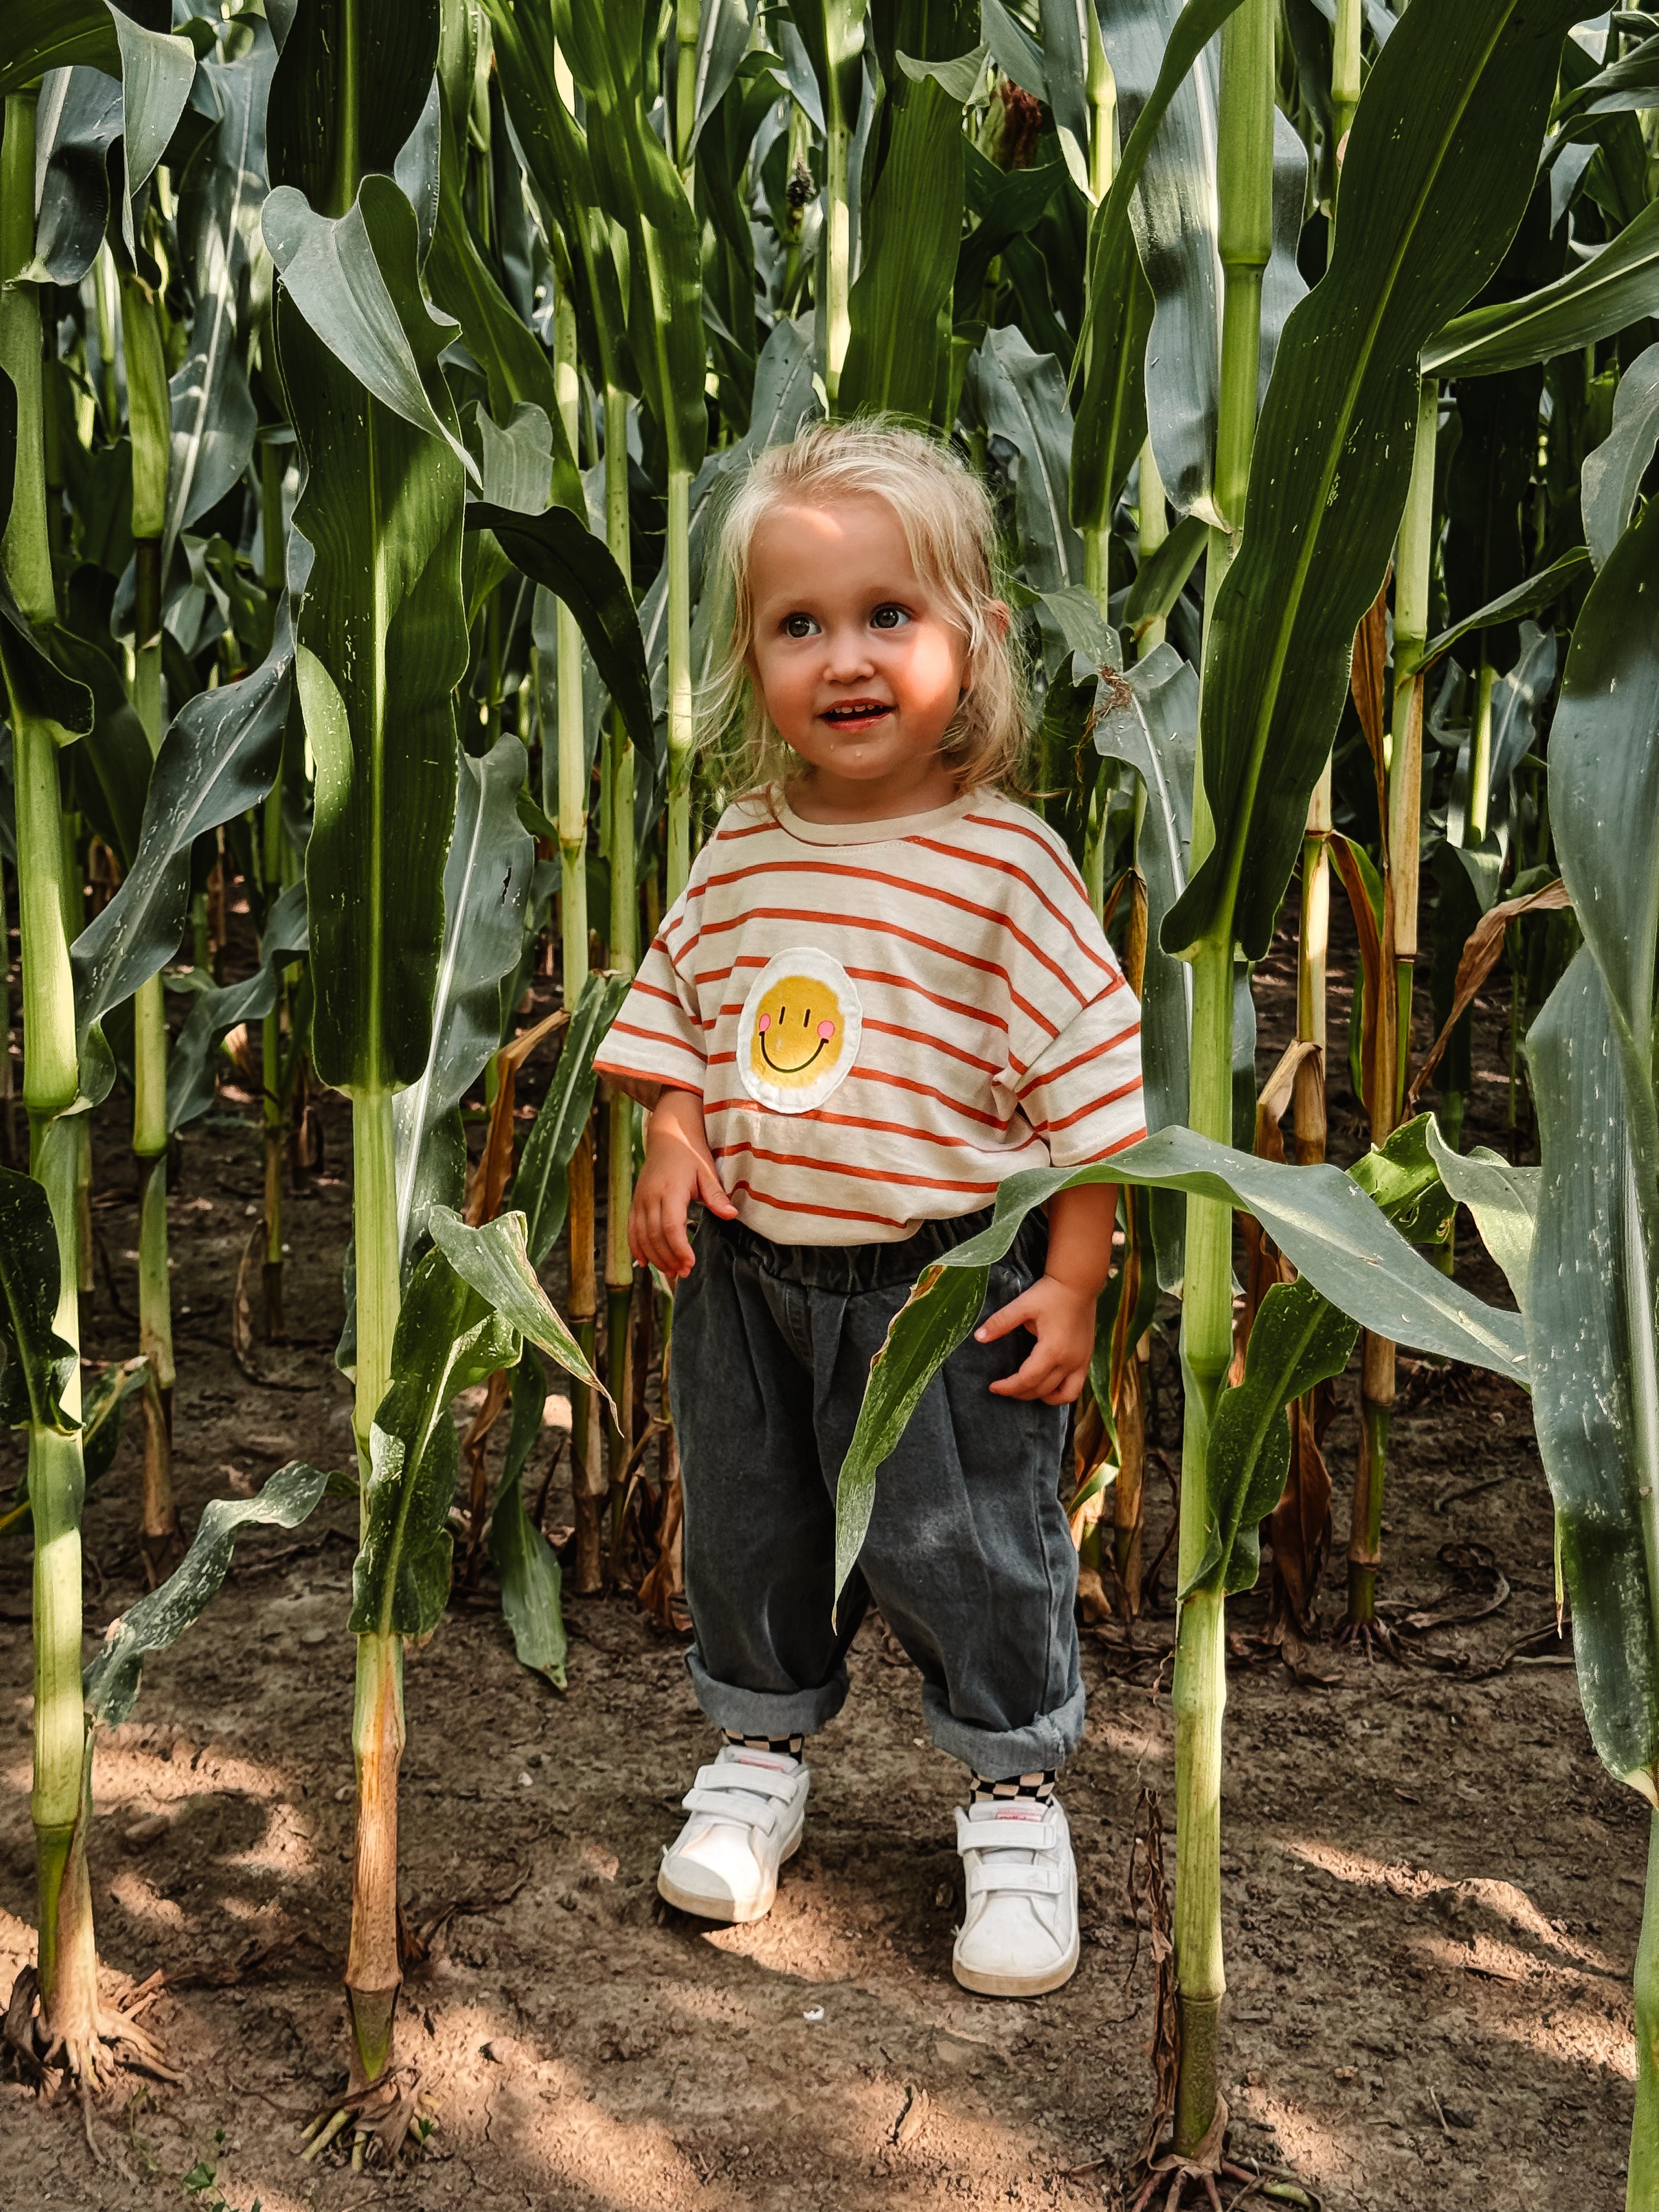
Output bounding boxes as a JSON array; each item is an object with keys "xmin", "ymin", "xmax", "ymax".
[{"xmin": 3, "ymin": 0, "xmax": 1659, "ymax": 2198}]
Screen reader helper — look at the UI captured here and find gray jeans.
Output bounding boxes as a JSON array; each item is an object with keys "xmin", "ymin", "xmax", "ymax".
[{"xmin": 670, "ymin": 1206, "xmax": 1085, "ymax": 1779}]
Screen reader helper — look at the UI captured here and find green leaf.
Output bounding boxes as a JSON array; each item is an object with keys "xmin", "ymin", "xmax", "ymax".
[
  {"xmin": 1090, "ymin": 649, "xmax": 1195, "ymax": 1290},
  {"xmin": 1347, "ymin": 1114, "xmax": 1457, "ymax": 1251},
  {"xmin": 425, "ymin": 10, "xmax": 581, "ymax": 512},
  {"xmin": 166, "ymin": 878, "xmax": 308, "ymax": 1133},
  {"xmin": 262, "ymin": 180, "xmax": 475, "ymax": 482},
  {"xmin": 1413, "ymin": 546, "xmax": 1590, "ymax": 673},
  {"xmin": 557, "ymin": 0, "xmax": 708, "ymax": 478},
  {"xmin": 393, "ymin": 733, "xmax": 536, "ymax": 1263},
  {"xmin": 507, "ymin": 970, "xmax": 629, "ymax": 1268},
  {"xmin": 1424, "ymin": 195, "xmax": 1659, "ymax": 380},
  {"xmin": 0, "ymin": 572, "xmax": 95, "ymax": 738},
  {"xmin": 971, "ymin": 326, "xmax": 1082, "ymax": 592},
  {"xmin": 84, "ymin": 1462, "xmax": 336, "ymax": 1727},
  {"xmin": 1165, "ymin": 0, "xmax": 1585, "ymax": 963},
  {"xmin": 1188, "ymin": 1278, "xmax": 1358, "ymax": 1597},
  {"xmin": 0, "ymin": 1165, "xmax": 78, "ymax": 1435},
  {"xmin": 831, "ymin": 1127, "xmax": 1528, "ymax": 1600},
  {"xmin": 80, "ymin": 1355, "xmax": 149, "ymax": 1488},
  {"xmin": 1582, "ymin": 341, "xmax": 1659, "ymax": 572},
  {"xmin": 272, "ymin": 173, "xmax": 467, "ymax": 1094},
  {"xmin": 839, "ymin": 73, "xmax": 964, "ymax": 425},
  {"xmin": 266, "ymin": 0, "xmax": 437, "ymax": 211},
  {"xmin": 426, "ymin": 1206, "xmax": 606, "ymax": 1398},
  {"xmin": 0, "ymin": 0, "xmax": 125, "ymax": 96},
  {"xmin": 31, "ymin": 64, "xmax": 124, "ymax": 285},
  {"xmin": 162, "ymin": 23, "xmax": 278, "ymax": 576},
  {"xmin": 1425, "ymin": 1115, "xmax": 1537, "ymax": 1314},
  {"xmin": 71, "ymin": 599, "xmax": 295, "ymax": 1106},
  {"xmin": 353, "ymin": 1248, "xmax": 515, "ymax": 1638},
  {"xmin": 109, "ymin": 9, "xmax": 198, "ymax": 260},
  {"xmin": 487, "ymin": 1347, "xmax": 566, "ymax": 1688},
  {"xmin": 1096, "ymin": 3, "xmax": 1308, "ymax": 526},
  {"xmin": 897, "ymin": 40, "xmax": 989, "ymax": 104},
  {"xmin": 469, "ymin": 501, "xmax": 654, "ymax": 757},
  {"xmin": 1123, "ymin": 512, "xmax": 1207, "ymax": 639},
  {"xmin": 1526, "ymin": 949, "xmax": 1659, "ymax": 1803},
  {"xmin": 686, "ymin": 0, "xmax": 760, "ymax": 159}
]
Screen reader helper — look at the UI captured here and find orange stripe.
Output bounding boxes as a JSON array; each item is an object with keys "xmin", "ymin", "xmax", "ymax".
[
  {"xmin": 908, "ymin": 833, "xmax": 1118, "ymax": 983},
  {"xmin": 1035, "ymin": 1076, "xmax": 1145, "ymax": 1137},
  {"xmin": 702, "ymin": 1096, "xmax": 1043, "ymax": 1155},
  {"xmin": 1060, "ymin": 1124, "xmax": 1149, "ymax": 1164},
  {"xmin": 699, "ymin": 856, "xmax": 1090, "ymax": 1005},
  {"xmin": 1018, "ymin": 1018, "xmax": 1143, "ymax": 1095},
  {"xmin": 843, "ymin": 964, "xmax": 1011, "ymax": 1035},
  {"xmin": 725, "ymin": 1180, "xmax": 909, "ymax": 1230},
  {"xmin": 714, "ymin": 1140, "xmax": 1002, "ymax": 1197},
  {"xmin": 695, "ymin": 907, "xmax": 1060, "ymax": 1035},
  {"xmin": 963, "ymin": 805, "xmax": 1089, "ymax": 887},
  {"xmin": 631, "ymin": 979, "xmax": 686, "ymax": 1010},
  {"xmin": 590, "ymin": 1057, "xmax": 704, "ymax": 1099},
  {"xmin": 606, "ymin": 1018, "xmax": 703, "ymax": 1057}
]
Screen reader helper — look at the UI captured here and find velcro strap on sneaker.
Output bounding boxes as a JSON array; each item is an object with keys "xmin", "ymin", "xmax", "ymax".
[
  {"xmin": 964, "ymin": 1860, "xmax": 1065, "ymax": 1897},
  {"xmin": 691, "ymin": 1762, "xmax": 800, "ymax": 1803},
  {"xmin": 679, "ymin": 1786, "xmax": 785, "ymax": 1832},
  {"xmin": 956, "ymin": 1808, "xmax": 1060, "ymax": 1857}
]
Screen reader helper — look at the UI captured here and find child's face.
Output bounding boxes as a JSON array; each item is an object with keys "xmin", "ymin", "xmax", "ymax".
[{"xmin": 746, "ymin": 493, "xmax": 995, "ymax": 797}]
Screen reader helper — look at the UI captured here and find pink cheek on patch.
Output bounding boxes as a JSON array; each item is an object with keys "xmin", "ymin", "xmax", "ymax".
[
  {"xmin": 757, "ymin": 1013, "xmax": 771, "ymax": 1032},
  {"xmin": 817, "ymin": 1020, "xmax": 835, "ymax": 1041}
]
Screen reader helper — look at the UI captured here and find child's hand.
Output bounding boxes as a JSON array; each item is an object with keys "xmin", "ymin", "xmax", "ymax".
[
  {"xmin": 975, "ymin": 1273, "xmax": 1097, "ymax": 1405},
  {"xmin": 628, "ymin": 1088, "xmax": 738, "ymax": 1281}
]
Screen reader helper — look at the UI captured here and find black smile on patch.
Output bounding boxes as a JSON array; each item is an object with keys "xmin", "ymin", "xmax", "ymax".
[{"xmin": 759, "ymin": 1032, "xmax": 828, "ymax": 1075}]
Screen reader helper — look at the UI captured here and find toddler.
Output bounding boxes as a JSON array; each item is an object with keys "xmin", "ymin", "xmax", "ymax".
[{"xmin": 593, "ymin": 420, "xmax": 1145, "ymax": 1996}]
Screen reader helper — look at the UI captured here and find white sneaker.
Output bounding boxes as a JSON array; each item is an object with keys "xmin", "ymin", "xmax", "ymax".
[
  {"xmin": 657, "ymin": 1746, "xmax": 810, "ymax": 1923},
  {"xmin": 952, "ymin": 1797, "xmax": 1080, "ymax": 1997}
]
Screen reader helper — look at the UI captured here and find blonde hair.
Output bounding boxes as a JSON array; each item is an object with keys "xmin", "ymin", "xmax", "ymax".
[{"xmin": 698, "ymin": 416, "xmax": 1030, "ymax": 799}]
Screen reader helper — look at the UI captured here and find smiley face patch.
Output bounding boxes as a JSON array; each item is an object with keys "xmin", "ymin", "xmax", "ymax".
[{"xmin": 735, "ymin": 948, "xmax": 862, "ymax": 1115}]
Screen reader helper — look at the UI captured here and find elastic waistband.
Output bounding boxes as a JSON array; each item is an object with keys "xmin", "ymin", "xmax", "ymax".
[{"xmin": 706, "ymin": 1203, "xmax": 1048, "ymax": 1295}]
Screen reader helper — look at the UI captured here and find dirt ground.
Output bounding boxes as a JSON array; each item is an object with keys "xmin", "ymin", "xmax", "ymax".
[{"xmin": 1, "ymin": 909, "xmax": 1644, "ymax": 2212}]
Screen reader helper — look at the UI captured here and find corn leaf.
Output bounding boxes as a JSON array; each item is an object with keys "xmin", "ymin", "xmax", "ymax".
[
  {"xmin": 166, "ymin": 877, "xmax": 308, "ymax": 1132},
  {"xmin": 393, "ymin": 733, "xmax": 536, "ymax": 1263},
  {"xmin": 30, "ymin": 66, "xmax": 124, "ymax": 285},
  {"xmin": 1425, "ymin": 196, "xmax": 1659, "ymax": 380},
  {"xmin": 0, "ymin": 0, "xmax": 128, "ymax": 95},
  {"xmin": 831, "ymin": 1128, "xmax": 1528, "ymax": 1599},
  {"xmin": 839, "ymin": 72, "xmax": 963, "ymax": 424},
  {"xmin": 971, "ymin": 327, "xmax": 1082, "ymax": 592},
  {"xmin": 0, "ymin": 572, "xmax": 95, "ymax": 737},
  {"xmin": 465, "ymin": 503, "xmax": 653, "ymax": 756},
  {"xmin": 1096, "ymin": 2, "xmax": 1307, "ymax": 526},
  {"xmin": 1582, "ymin": 341, "xmax": 1659, "ymax": 570},
  {"xmin": 427, "ymin": 1205, "xmax": 606, "ymax": 1399},
  {"xmin": 487, "ymin": 1347, "xmax": 566, "ymax": 1688},
  {"xmin": 71, "ymin": 597, "xmax": 295, "ymax": 1105},
  {"xmin": 162, "ymin": 21, "xmax": 278, "ymax": 576},
  {"xmin": 1188, "ymin": 1278, "xmax": 1358, "ymax": 1598},
  {"xmin": 270, "ymin": 173, "xmax": 467, "ymax": 1092},
  {"xmin": 266, "ymin": 0, "xmax": 436, "ymax": 208},
  {"xmin": 508, "ymin": 970, "xmax": 629, "ymax": 1268},
  {"xmin": 1412, "ymin": 546, "xmax": 1590, "ymax": 673},
  {"xmin": 106, "ymin": 8, "xmax": 198, "ymax": 259},
  {"xmin": 1165, "ymin": 0, "xmax": 1587, "ymax": 963},
  {"xmin": 1425, "ymin": 1117, "xmax": 1536, "ymax": 1314},
  {"xmin": 84, "ymin": 1462, "xmax": 337, "ymax": 1727},
  {"xmin": 0, "ymin": 1165, "xmax": 78, "ymax": 1436},
  {"xmin": 557, "ymin": 0, "xmax": 708, "ymax": 478},
  {"xmin": 1090, "ymin": 649, "xmax": 1195, "ymax": 1291}
]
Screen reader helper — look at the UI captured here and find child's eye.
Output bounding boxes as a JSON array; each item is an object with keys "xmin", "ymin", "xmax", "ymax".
[
  {"xmin": 870, "ymin": 604, "xmax": 910, "ymax": 631},
  {"xmin": 783, "ymin": 612, "xmax": 819, "ymax": 639}
]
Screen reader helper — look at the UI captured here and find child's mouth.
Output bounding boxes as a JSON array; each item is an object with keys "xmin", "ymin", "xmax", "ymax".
[{"xmin": 821, "ymin": 701, "xmax": 892, "ymax": 730}]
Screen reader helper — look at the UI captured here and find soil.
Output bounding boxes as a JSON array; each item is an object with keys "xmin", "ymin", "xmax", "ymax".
[{"xmin": 1, "ymin": 900, "xmax": 1642, "ymax": 2212}]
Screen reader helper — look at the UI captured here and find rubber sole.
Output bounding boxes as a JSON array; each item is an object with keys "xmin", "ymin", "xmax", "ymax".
[
  {"xmin": 656, "ymin": 1825, "xmax": 803, "ymax": 1925},
  {"xmin": 951, "ymin": 1927, "xmax": 1081, "ymax": 1999}
]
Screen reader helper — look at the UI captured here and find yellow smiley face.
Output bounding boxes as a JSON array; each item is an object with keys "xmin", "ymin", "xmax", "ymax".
[
  {"xmin": 749, "ymin": 977, "xmax": 848, "ymax": 1088},
  {"xmin": 737, "ymin": 949, "xmax": 863, "ymax": 1115}
]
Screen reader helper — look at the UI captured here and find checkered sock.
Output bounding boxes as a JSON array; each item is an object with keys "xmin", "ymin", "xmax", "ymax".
[
  {"xmin": 969, "ymin": 1769, "xmax": 1056, "ymax": 1804},
  {"xmin": 723, "ymin": 1729, "xmax": 804, "ymax": 1759}
]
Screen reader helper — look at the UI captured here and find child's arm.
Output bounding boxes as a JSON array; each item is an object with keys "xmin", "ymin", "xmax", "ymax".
[
  {"xmin": 974, "ymin": 1182, "xmax": 1119, "ymax": 1404},
  {"xmin": 627, "ymin": 1086, "xmax": 740, "ymax": 1281}
]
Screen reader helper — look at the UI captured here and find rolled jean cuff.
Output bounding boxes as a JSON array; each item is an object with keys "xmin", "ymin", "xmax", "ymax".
[
  {"xmin": 921, "ymin": 1679, "xmax": 1087, "ymax": 1779},
  {"xmin": 684, "ymin": 1646, "xmax": 851, "ymax": 1741}
]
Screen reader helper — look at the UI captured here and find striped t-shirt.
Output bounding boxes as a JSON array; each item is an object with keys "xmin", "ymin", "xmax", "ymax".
[{"xmin": 593, "ymin": 786, "xmax": 1146, "ymax": 1245}]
